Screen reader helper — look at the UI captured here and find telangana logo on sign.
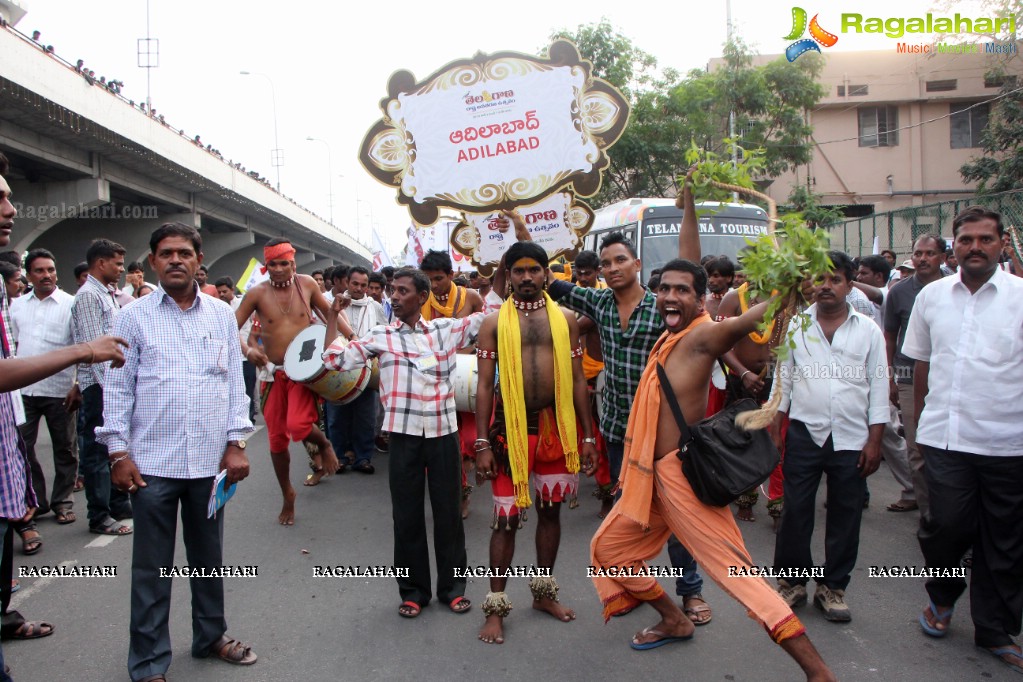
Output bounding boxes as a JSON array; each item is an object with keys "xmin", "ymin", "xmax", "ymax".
[{"xmin": 784, "ymin": 8, "xmax": 838, "ymax": 61}]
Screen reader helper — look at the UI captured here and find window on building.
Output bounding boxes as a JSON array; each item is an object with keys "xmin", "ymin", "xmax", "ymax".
[
  {"xmin": 985, "ymin": 73, "xmax": 1017, "ymax": 88},
  {"xmin": 837, "ymin": 84, "xmax": 869, "ymax": 96},
  {"xmin": 858, "ymin": 106, "xmax": 899, "ymax": 147},
  {"xmin": 950, "ymin": 102, "xmax": 989, "ymax": 148},
  {"xmin": 926, "ymin": 79, "xmax": 957, "ymax": 92}
]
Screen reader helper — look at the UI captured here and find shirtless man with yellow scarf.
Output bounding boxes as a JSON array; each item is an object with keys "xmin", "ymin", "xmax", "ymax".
[
  {"xmin": 474, "ymin": 241, "xmax": 598, "ymax": 645},
  {"xmin": 419, "ymin": 250, "xmax": 485, "ymax": 517}
]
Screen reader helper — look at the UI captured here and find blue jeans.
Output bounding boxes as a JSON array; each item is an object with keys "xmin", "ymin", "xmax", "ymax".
[
  {"xmin": 324, "ymin": 390, "xmax": 378, "ymax": 466},
  {"xmin": 606, "ymin": 440, "xmax": 624, "ymax": 491},
  {"xmin": 668, "ymin": 535, "xmax": 703, "ymax": 596}
]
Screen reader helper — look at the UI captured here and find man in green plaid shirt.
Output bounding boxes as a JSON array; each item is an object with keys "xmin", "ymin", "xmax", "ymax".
[{"xmin": 548, "ymin": 230, "xmax": 710, "ymax": 625}]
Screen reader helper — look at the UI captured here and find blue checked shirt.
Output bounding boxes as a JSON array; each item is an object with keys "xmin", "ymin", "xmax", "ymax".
[
  {"xmin": 0, "ymin": 288, "xmax": 37, "ymax": 518},
  {"xmin": 96, "ymin": 286, "xmax": 253, "ymax": 479},
  {"xmin": 71, "ymin": 274, "xmax": 121, "ymax": 390},
  {"xmin": 549, "ymin": 279, "xmax": 664, "ymax": 444}
]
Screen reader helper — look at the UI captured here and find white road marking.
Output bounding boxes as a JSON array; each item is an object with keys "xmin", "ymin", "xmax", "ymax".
[
  {"xmin": 11, "ymin": 559, "xmax": 77, "ymax": 604},
  {"xmin": 84, "ymin": 534, "xmax": 120, "ymax": 548}
]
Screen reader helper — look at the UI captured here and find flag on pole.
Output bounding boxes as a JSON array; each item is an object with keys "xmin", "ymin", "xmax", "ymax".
[
  {"xmin": 406, "ymin": 225, "xmax": 425, "ymax": 266},
  {"xmin": 371, "ymin": 229, "xmax": 394, "ymax": 271},
  {"xmin": 872, "ymin": 236, "xmax": 880, "ymax": 255},
  {"xmin": 237, "ymin": 257, "xmax": 270, "ymax": 293}
]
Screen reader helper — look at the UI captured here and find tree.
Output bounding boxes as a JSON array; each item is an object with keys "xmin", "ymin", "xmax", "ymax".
[
  {"xmin": 952, "ymin": 0, "xmax": 1022, "ymax": 194},
  {"xmin": 545, "ymin": 24, "xmax": 826, "ymax": 207}
]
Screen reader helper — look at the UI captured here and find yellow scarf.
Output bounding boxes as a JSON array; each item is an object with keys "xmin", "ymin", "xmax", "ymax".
[
  {"xmin": 737, "ymin": 282, "xmax": 774, "ymax": 345},
  {"xmin": 498, "ymin": 293, "xmax": 579, "ymax": 509},
  {"xmin": 422, "ymin": 281, "xmax": 464, "ymax": 320}
]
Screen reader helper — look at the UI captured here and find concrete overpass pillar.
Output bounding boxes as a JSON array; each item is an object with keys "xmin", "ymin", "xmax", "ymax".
[
  {"xmin": 301, "ymin": 258, "xmax": 335, "ymax": 275},
  {"xmin": 11, "ymin": 178, "xmax": 110, "ymax": 254},
  {"xmin": 293, "ymin": 252, "xmax": 316, "ymax": 269},
  {"xmin": 201, "ymin": 231, "xmax": 255, "ymax": 270}
]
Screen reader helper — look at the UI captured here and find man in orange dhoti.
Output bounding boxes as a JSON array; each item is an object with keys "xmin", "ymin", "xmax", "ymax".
[{"xmin": 589, "ymin": 259, "xmax": 835, "ymax": 681}]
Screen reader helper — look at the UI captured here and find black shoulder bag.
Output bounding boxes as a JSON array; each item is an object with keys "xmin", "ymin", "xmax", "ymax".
[{"xmin": 656, "ymin": 363, "xmax": 780, "ymax": 507}]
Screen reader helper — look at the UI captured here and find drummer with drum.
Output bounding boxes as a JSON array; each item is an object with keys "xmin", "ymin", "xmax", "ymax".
[
  {"xmin": 234, "ymin": 239, "xmax": 340, "ymax": 526},
  {"xmin": 322, "ymin": 267, "xmax": 483, "ymax": 620}
]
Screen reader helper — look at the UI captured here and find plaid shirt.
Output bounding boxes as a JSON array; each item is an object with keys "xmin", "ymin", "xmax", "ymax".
[
  {"xmin": 71, "ymin": 274, "xmax": 121, "ymax": 390},
  {"xmin": 96, "ymin": 287, "xmax": 253, "ymax": 479},
  {"xmin": 549, "ymin": 279, "xmax": 663, "ymax": 444},
  {"xmin": 322, "ymin": 313, "xmax": 484, "ymax": 438},
  {"xmin": 0, "ymin": 288, "xmax": 37, "ymax": 518}
]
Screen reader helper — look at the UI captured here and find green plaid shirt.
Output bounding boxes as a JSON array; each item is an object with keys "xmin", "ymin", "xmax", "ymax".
[{"xmin": 550, "ymin": 279, "xmax": 664, "ymax": 444}]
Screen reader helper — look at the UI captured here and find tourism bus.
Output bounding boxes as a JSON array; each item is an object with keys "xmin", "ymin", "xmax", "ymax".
[{"xmin": 583, "ymin": 198, "xmax": 771, "ymax": 282}]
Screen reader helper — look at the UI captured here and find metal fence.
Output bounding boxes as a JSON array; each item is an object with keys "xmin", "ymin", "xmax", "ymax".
[{"xmin": 826, "ymin": 190, "xmax": 1023, "ymax": 259}]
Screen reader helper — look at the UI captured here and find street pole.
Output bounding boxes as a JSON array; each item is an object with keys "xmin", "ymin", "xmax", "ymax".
[
  {"xmin": 306, "ymin": 137, "xmax": 334, "ymax": 226},
  {"xmin": 240, "ymin": 71, "xmax": 283, "ymax": 192}
]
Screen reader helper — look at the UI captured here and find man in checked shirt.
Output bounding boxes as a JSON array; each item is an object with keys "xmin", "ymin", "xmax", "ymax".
[
  {"xmin": 322, "ymin": 267, "xmax": 483, "ymax": 619},
  {"xmin": 99, "ymin": 223, "xmax": 256, "ymax": 681}
]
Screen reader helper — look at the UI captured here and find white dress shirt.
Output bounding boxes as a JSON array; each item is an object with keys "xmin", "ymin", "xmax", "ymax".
[
  {"xmin": 901, "ymin": 267, "xmax": 1023, "ymax": 457},
  {"xmin": 774, "ymin": 303, "xmax": 890, "ymax": 450},
  {"xmin": 10, "ymin": 288, "xmax": 76, "ymax": 397}
]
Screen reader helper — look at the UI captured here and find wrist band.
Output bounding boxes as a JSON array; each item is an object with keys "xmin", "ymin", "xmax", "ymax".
[
  {"xmin": 85, "ymin": 341, "xmax": 95, "ymax": 364},
  {"xmin": 110, "ymin": 454, "xmax": 130, "ymax": 465},
  {"xmin": 581, "ymin": 437, "xmax": 597, "ymax": 444},
  {"xmin": 740, "ymin": 370, "xmax": 752, "ymax": 382}
]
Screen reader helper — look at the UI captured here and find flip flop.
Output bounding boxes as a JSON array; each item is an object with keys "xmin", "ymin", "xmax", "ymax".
[
  {"xmin": 919, "ymin": 600, "xmax": 954, "ymax": 638},
  {"xmin": 89, "ymin": 519, "xmax": 132, "ymax": 535},
  {"xmin": 54, "ymin": 509, "xmax": 76, "ymax": 524},
  {"xmin": 398, "ymin": 601, "xmax": 422, "ymax": 618},
  {"xmin": 886, "ymin": 501, "xmax": 918, "ymax": 512},
  {"xmin": 17, "ymin": 529, "xmax": 42, "ymax": 555},
  {"xmin": 630, "ymin": 627, "xmax": 694, "ymax": 650},
  {"xmin": 448, "ymin": 596, "xmax": 471, "ymax": 614},
  {"xmin": 6, "ymin": 621, "xmax": 55, "ymax": 640},
  {"xmin": 979, "ymin": 645, "xmax": 1023, "ymax": 675},
  {"xmin": 682, "ymin": 594, "xmax": 713, "ymax": 626}
]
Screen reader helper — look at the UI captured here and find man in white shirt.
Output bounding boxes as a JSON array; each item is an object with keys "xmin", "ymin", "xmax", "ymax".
[
  {"xmin": 10, "ymin": 249, "xmax": 78, "ymax": 526},
  {"xmin": 324, "ymin": 266, "xmax": 387, "ymax": 473},
  {"xmin": 772, "ymin": 251, "xmax": 888, "ymax": 623},
  {"xmin": 903, "ymin": 207, "xmax": 1023, "ymax": 674},
  {"xmin": 854, "ymin": 255, "xmax": 916, "ymax": 513}
]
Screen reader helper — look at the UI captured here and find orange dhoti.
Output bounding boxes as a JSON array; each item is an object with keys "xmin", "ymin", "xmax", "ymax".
[{"xmin": 590, "ymin": 452, "xmax": 805, "ymax": 644}]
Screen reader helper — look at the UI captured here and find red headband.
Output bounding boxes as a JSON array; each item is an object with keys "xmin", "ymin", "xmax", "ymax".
[{"xmin": 262, "ymin": 243, "xmax": 296, "ymax": 273}]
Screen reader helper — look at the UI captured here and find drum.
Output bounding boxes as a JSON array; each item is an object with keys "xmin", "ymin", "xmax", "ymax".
[
  {"xmin": 452, "ymin": 354, "xmax": 479, "ymax": 413},
  {"xmin": 283, "ymin": 326, "xmax": 378, "ymax": 405}
]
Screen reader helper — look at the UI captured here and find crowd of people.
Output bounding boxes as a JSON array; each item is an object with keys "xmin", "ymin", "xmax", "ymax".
[{"xmin": 1, "ymin": 148, "xmax": 1022, "ymax": 681}]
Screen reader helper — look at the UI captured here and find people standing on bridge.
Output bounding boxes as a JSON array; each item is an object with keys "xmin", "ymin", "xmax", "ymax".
[
  {"xmin": 69, "ymin": 238, "xmax": 133, "ymax": 536},
  {"xmin": 99, "ymin": 222, "xmax": 257, "ymax": 681},
  {"xmin": 0, "ymin": 151, "xmax": 127, "ymax": 680},
  {"xmin": 903, "ymin": 207, "xmax": 1023, "ymax": 675},
  {"xmin": 473, "ymin": 240, "xmax": 597, "ymax": 645},
  {"xmin": 10, "ymin": 249, "xmax": 78, "ymax": 530},
  {"xmin": 234, "ymin": 238, "xmax": 339, "ymax": 525},
  {"xmin": 322, "ymin": 267, "xmax": 482, "ymax": 619}
]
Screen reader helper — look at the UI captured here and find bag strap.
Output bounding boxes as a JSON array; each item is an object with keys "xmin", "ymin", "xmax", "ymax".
[
  {"xmin": 656, "ymin": 363, "xmax": 695, "ymax": 448},
  {"xmin": 718, "ymin": 357, "xmax": 741, "ymax": 404}
]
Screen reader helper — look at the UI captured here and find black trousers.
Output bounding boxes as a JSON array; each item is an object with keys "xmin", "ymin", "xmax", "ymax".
[
  {"xmin": 774, "ymin": 420, "xmax": 866, "ymax": 590},
  {"xmin": 79, "ymin": 385, "xmax": 131, "ymax": 526},
  {"xmin": 128, "ymin": 476, "xmax": 227, "ymax": 681},
  {"xmin": 918, "ymin": 445, "xmax": 1023, "ymax": 648},
  {"xmin": 19, "ymin": 395, "xmax": 77, "ymax": 514},
  {"xmin": 388, "ymin": 432, "xmax": 467, "ymax": 606}
]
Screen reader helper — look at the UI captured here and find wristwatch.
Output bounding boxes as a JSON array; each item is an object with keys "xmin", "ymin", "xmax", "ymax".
[
  {"xmin": 228, "ymin": 440, "xmax": 247, "ymax": 450},
  {"xmin": 581, "ymin": 437, "xmax": 597, "ymax": 445}
]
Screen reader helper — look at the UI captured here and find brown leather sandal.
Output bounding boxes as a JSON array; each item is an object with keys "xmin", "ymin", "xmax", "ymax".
[{"xmin": 211, "ymin": 634, "xmax": 257, "ymax": 665}]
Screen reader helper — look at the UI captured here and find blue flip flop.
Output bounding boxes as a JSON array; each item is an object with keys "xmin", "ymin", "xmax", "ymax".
[
  {"xmin": 979, "ymin": 645, "xmax": 1023, "ymax": 675},
  {"xmin": 630, "ymin": 627, "xmax": 694, "ymax": 651},
  {"xmin": 919, "ymin": 600, "xmax": 954, "ymax": 638}
]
